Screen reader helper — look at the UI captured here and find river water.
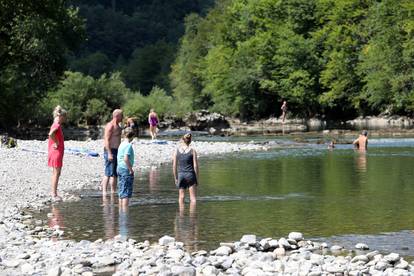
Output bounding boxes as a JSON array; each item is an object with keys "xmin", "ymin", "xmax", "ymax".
[{"xmin": 38, "ymin": 137, "xmax": 414, "ymax": 256}]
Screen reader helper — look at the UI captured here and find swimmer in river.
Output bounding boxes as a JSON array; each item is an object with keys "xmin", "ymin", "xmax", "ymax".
[{"xmin": 353, "ymin": 130, "xmax": 368, "ymax": 151}]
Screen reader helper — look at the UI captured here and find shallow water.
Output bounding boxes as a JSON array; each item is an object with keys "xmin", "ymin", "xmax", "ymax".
[{"xmin": 39, "ymin": 137, "xmax": 414, "ymax": 255}]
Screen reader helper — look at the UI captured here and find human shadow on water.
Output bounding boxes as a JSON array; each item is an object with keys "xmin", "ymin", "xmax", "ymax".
[
  {"xmin": 174, "ymin": 202, "xmax": 199, "ymax": 251},
  {"xmin": 102, "ymin": 193, "xmax": 116, "ymax": 239}
]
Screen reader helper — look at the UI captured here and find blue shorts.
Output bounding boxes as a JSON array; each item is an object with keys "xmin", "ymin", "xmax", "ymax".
[
  {"xmin": 118, "ymin": 169, "xmax": 133, "ymax": 199},
  {"xmin": 104, "ymin": 149, "xmax": 118, "ymax": 177}
]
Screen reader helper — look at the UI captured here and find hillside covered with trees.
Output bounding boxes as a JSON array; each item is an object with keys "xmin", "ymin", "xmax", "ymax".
[{"xmin": 1, "ymin": 0, "xmax": 414, "ymax": 129}]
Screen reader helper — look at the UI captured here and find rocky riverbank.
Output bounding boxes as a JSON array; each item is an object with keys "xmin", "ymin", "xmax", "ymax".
[
  {"xmin": 1, "ymin": 212, "xmax": 413, "ymax": 276},
  {"xmin": 1, "ymin": 138, "xmax": 414, "ymax": 275}
]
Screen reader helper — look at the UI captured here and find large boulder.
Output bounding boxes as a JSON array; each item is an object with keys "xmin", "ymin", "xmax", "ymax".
[{"xmin": 183, "ymin": 110, "xmax": 229, "ymax": 131}]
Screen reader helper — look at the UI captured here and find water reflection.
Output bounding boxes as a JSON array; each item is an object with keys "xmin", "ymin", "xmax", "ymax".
[
  {"xmin": 102, "ymin": 194, "xmax": 116, "ymax": 239},
  {"xmin": 48, "ymin": 204, "xmax": 64, "ymax": 229},
  {"xmin": 355, "ymin": 150, "xmax": 367, "ymax": 173},
  {"xmin": 119, "ymin": 207, "xmax": 129, "ymax": 239},
  {"xmin": 175, "ymin": 202, "xmax": 199, "ymax": 251},
  {"xmin": 149, "ymin": 166, "xmax": 160, "ymax": 193}
]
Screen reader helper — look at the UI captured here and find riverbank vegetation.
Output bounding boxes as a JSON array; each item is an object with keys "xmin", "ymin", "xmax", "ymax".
[{"xmin": 1, "ymin": 0, "xmax": 414, "ymax": 129}]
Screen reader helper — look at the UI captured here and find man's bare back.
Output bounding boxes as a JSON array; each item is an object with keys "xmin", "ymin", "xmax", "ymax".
[{"xmin": 353, "ymin": 131, "xmax": 368, "ymax": 150}]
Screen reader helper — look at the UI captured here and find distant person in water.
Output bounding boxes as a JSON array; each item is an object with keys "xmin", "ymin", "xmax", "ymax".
[
  {"xmin": 101, "ymin": 109, "xmax": 123, "ymax": 195},
  {"xmin": 148, "ymin": 109, "xmax": 159, "ymax": 140},
  {"xmin": 280, "ymin": 100, "xmax": 288, "ymax": 123},
  {"xmin": 173, "ymin": 133, "xmax": 199, "ymax": 204},
  {"xmin": 117, "ymin": 127, "xmax": 135, "ymax": 209},
  {"xmin": 328, "ymin": 140, "xmax": 336, "ymax": 150},
  {"xmin": 353, "ymin": 130, "xmax": 368, "ymax": 150},
  {"xmin": 48, "ymin": 105, "xmax": 67, "ymax": 202}
]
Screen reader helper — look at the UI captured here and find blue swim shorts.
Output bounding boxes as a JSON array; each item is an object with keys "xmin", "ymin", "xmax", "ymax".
[
  {"xmin": 104, "ymin": 148, "xmax": 118, "ymax": 177},
  {"xmin": 118, "ymin": 169, "xmax": 134, "ymax": 199}
]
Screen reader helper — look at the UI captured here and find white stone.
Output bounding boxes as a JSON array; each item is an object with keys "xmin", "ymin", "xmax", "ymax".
[
  {"xmin": 384, "ymin": 253, "xmax": 400, "ymax": 263},
  {"xmin": 47, "ymin": 266, "xmax": 62, "ymax": 276},
  {"xmin": 395, "ymin": 259, "xmax": 409, "ymax": 270},
  {"xmin": 166, "ymin": 249, "xmax": 185, "ymax": 260},
  {"xmin": 288, "ymin": 232, "xmax": 304, "ymax": 241},
  {"xmin": 240, "ymin": 235, "xmax": 257, "ymax": 245},
  {"xmin": 278, "ymin": 238, "xmax": 291, "ymax": 249},
  {"xmin": 21, "ymin": 263, "xmax": 34, "ymax": 274},
  {"xmin": 158, "ymin": 235, "xmax": 175, "ymax": 246},
  {"xmin": 273, "ymin": 247, "xmax": 286, "ymax": 258},
  {"xmin": 351, "ymin": 255, "xmax": 369, "ymax": 263},
  {"xmin": 215, "ymin": 246, "xmax": 232, "ymax": 256},
  {"xmin": 355, "ymin": 243, "xmax": 369, "ymax": 250},
  {"xmin": 201, "ymin": 265, "xmax": 218, "ymax": 275},
  {"xmin": 330, "ymin": 245, "xmax": 343, "ymax": 251},
  {"xmin": 3, "ymin": 259, "xmax": 20, "ymax": 268},
  {"xmin": 170, "ymin": 265, "xmax": 195, "ymax": 276}
]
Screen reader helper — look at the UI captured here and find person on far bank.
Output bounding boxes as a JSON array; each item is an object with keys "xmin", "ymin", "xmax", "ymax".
[
  {"xmin": 117, "ymin": 127, "xmax": 135, "ymax": 209},
  {"xmin": 353, "ymin": 130, "xmax": 368, "ymax": 151},
  {"xmin": 173, "ymin": 133, "xmax": 199, "ymax": 204},
  {"xmin": 148, "ymin": 109, "xmax": 159, "ymax": 140},
  {"xmin": 48, "ymin": 105, "xmax": 67, "ymax": 202},
  {"xmin": 280, "ymin": 100, "xmax": 288, "ymax": 123},
  {"xmin": 101, "ymin": 109, "xmax": 123, "ymax": 195}
]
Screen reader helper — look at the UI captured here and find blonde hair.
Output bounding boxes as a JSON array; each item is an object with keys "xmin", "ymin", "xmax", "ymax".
[
  {"xmin": 113, "ymin": 109, "xmax": 123, "ymax": 118},
  {"xmin": 182, "ymin": 133, "xmax": 192, "ymax": 145},
  {"xmin": 53, "ymin": 105, "xmax": 67, "ymax": 118}
]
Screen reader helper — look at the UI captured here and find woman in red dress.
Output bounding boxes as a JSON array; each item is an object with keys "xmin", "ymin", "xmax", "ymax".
[{"xmin": 48, "ymin": 105, "xmax": 67, "ymax": 202}]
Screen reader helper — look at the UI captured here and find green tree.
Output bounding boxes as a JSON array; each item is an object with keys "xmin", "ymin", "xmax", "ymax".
[
  {"xmin": 123, "ymin": 41, "xmax": 175, "ymax": 94},
  {"xmin": 0, "ymin": 0, "xmax": 85, "ymax": 128},
  {"xmin": 357, "ymin": 0, "xmax": 414, "ymax": 115},
  {"xmin": 38, "ymin": 71, "xmax": 129, "ymax": 125}
]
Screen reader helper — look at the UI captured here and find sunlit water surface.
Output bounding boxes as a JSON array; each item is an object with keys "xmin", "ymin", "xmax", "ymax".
[{"xmin": 39, "ymin": 137, "xmax": 414, "ymax": 256}]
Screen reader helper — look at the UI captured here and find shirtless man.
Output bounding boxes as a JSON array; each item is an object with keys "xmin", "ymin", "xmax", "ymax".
[
  {"xmin": 101, "ymin": 109, "xmax": 123, "ymax": 195},
  {"xmin": 353, "ymin": 130, "xmax": 368, "ymax": 151}
]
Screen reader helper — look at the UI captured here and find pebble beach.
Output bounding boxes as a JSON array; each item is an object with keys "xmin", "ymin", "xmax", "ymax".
[{"xmin": 1, "ymin": 138, "xmax": 414, "ymax": 275}]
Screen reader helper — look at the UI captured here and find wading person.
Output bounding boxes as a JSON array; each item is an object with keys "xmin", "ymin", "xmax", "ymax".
[
  {"xmin": 280, "ymin": 100, "xmax": 288, "ymax": 123},
  {"xmin": 117, "ymin": 127, "xmax": 135, "ymax": 209},
  {"xmin": 148, "ymin": 108, "xmax": 159, "ymax": 140},
  {"xmin": 172, "ymin": 133, "xmax": 199, "ymax": 204},
  {"xmin": 101, "ymin": 109, "xmax": 123, "ymax": 195},
  {"xmin": 353, "ymin": 130, "xmax": 368, "ymax": 151},
  {"xmin": 48, "ymin": 105, "xmax": 67, "ymax": 202}
]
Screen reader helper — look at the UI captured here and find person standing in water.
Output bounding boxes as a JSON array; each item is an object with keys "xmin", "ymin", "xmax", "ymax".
[
  {"xmin": 101, "ymin": 109, "xmax": 123, "ymax": 195},
  {"xmin": 353, "ymin": 130, "xmax": 368, "ymax": 150},
  {"xmin": 280, "ymin": 100, "xmax": 288, "ymax": 123},
  {"xmin": 148, "ymin": 109, "xmax": 159, "ymax": 140},
  {"xmin": 117, "ymin": 127, "xmax": 135, "ymax": 209},
  {"xmin": 173, "ymin": 133, "xmax": 199, "ymax": 204},
  {"xmin": 48, "ymin": 105, "xmax": 67, "ymax": 202}
]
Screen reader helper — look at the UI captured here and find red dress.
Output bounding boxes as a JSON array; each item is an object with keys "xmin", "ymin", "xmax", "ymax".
[{"xmin": 48, "ymin": 122, "xmax": 64, "ymax": 168}]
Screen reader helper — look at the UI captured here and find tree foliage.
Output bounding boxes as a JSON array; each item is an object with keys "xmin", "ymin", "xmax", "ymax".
[
  {"xmin": 0, "ymin": 0, "xmax": 85, "ymax": 128},
  {"xmin": 171, "ymin": 0, "xmax": 414, "ymax": 119},
  {"xmin": 38, "ymin": 71, "xmax": 129, "ymax": 125}
]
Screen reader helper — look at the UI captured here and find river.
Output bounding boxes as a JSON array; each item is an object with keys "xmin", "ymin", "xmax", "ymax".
[{"xmin": 36, "ymin": 137, "xmax": 414, "ymax": 257}]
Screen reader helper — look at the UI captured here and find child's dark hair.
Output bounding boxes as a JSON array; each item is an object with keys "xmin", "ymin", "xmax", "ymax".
[{"xmin": 123, "ymin": 127, "xmax": 135, "ymax": 139}]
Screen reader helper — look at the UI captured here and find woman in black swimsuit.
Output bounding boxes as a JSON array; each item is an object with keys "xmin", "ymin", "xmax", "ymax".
[{"xmin": 172, "ymin": 133, "xmax": 199, "ymax": 203}]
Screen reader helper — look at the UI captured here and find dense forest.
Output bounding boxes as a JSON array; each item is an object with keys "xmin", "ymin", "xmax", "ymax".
[{"xmin": 1, "ymin": 0, "xmax": 414, "ymax": 129}]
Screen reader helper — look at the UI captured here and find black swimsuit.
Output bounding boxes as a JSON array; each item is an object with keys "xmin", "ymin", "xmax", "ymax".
[{"xmin": 177, "ymin": 148, "xmax": 197, "ymax": 189}]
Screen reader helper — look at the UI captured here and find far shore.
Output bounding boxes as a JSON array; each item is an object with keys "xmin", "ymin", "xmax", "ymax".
[{"xmin": 2, "ymin": 114, "xmax": 414, "ymax": 141}]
